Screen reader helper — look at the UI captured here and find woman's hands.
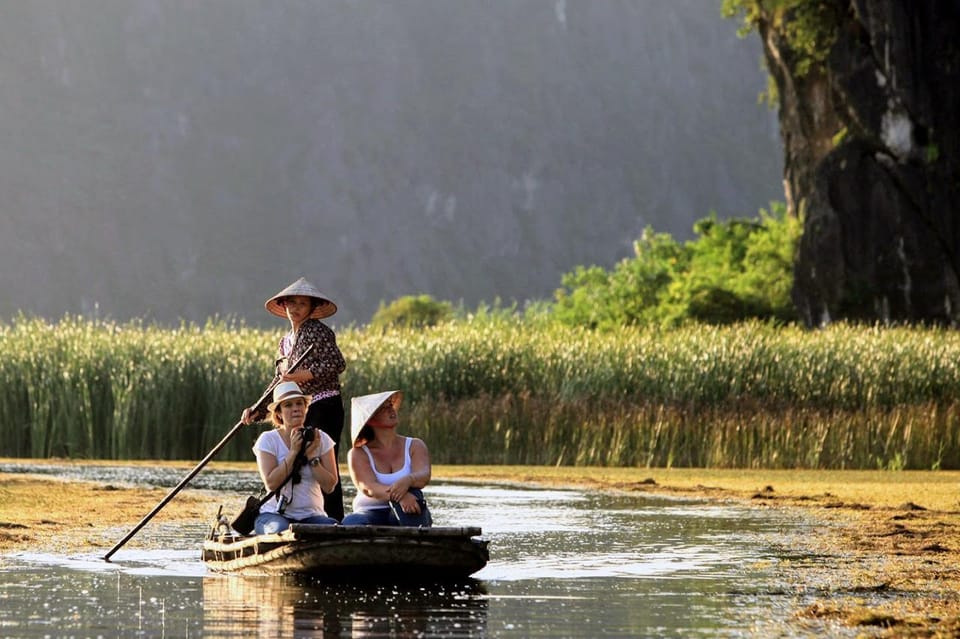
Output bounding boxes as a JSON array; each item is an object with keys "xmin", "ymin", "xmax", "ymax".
[
  {"xmin": 396, "ymin": 491, "xmax": 422, "ymax": 514},
  {"xmin": 387, "ymin": 475, "xmax": 414, "ymax": 502},
  {"xmin": 296, "ymin": 428, "xmax": 323, "ymax": 459},
  {"xmin": 306, "ymin": 445, "xmax": 339, "ymax": 494},
  {"xmin": 289, "ymin": 426, "xmax": 305, "ymax": 452},
  {"xmin": 387, "ymin": 476, "xmax": 421, "ymax": 513},
  {"xmin": 281, "ymin": 369, "xmax": 313, "ymax": 385}
]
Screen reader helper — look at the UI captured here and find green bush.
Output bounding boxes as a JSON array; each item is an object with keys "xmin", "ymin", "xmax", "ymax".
[
  {"xmin": 369, "ymin": 294, "xmax": 453, "ymax": 330},
  {"xmin": 552, "ymin": 203, "xmax": 800, "ymax": 328},
  {"xmin": 553, "ymin": 228, "xmax": 686, "ymax": 329}
]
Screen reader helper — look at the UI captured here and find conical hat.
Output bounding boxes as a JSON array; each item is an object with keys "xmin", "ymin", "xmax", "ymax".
[
  {"xmin": 350, "ymin": 390, "xmax": 403, "ymax": 444},
  {"xmin": 264, "ymin": 277, "xmax": 337, "ymax": 319}
]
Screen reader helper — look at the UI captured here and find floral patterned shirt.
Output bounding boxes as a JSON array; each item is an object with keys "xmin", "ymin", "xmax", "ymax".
[{"xmin": 255, "ymin": 318, "xmax": 346, "ymax": 419}]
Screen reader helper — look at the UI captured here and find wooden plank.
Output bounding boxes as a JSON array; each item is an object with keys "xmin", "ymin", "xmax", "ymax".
[{"xmin": 288, "ymin": 524, "xmax": 483, "ymax": 539}]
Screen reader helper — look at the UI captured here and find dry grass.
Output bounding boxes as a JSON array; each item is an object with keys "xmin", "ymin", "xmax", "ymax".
[
  {"xmin": 434, "ymin": 466, "xmax": 960, "ymax": 509},
  {"xmin": 0, "ymin": 472, "xmax": 215, "ymax": 554}
]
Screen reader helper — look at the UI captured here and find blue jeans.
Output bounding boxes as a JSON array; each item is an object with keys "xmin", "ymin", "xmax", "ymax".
[
  {"xmin": 342, "ymin": 489, "xmax": 432, "ymax": 527},
  {"xmin": 255, "ymin": 512, "xmax": 339, "ymax": 535}
]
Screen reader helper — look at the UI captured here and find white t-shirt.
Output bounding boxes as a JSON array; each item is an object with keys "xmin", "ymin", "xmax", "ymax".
[{"xmin": 253, "ymin": 428, "xmax": 334, "ymax": 520}]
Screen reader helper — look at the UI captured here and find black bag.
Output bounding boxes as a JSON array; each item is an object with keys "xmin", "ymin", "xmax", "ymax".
[
  {"xmin": 229, "ymin": 460, "xmax": 301, "ymax": 535},
  {"xmin": 230, "ymin": 492, "xmax": 266, "ymax": 535}
]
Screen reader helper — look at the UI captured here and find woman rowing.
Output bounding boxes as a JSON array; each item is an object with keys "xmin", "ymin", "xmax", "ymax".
[{"xmin": 242, "ymin": 277, "xmax": 348, "ymax": 521}]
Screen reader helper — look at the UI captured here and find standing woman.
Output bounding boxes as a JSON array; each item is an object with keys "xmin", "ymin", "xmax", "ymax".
[
  {"xmin": 342, "ymin": 390, "xmax": 433, "ymax": 527},
  {"xmin": 242, "ymin": 277, "xmax": 347, "ymax": 521}
]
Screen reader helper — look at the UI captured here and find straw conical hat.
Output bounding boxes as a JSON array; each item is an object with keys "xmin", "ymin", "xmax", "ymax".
[
  {"xmin": 350, "ymin": 391, "xmax": 403, "ymax": 444},
  {"xmin": 264, "ymin": 277, "xmax": 337, "ymax": 319}
]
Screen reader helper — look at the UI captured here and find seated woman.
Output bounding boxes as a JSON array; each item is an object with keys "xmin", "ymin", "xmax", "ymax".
[
  {"xmin": 342, "ymin": 390, "xmax": 433, "ymax": 527},
  {"xmin": 253, "ymin": 381, "xmax": 340, "ymax": 534}
]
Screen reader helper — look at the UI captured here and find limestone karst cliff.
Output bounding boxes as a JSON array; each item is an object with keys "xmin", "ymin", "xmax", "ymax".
[
  {"xmin": 746, "ymin": 0, "xmax": 960, "ymax": 326},
  {"xmin": 0, "ymin": 1, "xmax": 781, "ymax": 325}
]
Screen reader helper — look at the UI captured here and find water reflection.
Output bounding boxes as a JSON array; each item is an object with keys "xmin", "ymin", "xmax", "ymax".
[
  {"xmin": 0, "ymin": 567, "xmax": 205, "ymax": 637},
  {"xmin": 0, "ymin": 463, "xmax": 822, "ymax": 637},
  {"xmin": 203, "ymin": 575, "xmax": 488, "ymax": 638}
]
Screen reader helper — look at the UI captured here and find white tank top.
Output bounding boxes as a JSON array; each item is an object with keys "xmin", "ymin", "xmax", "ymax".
[{"xmin": 351, "ymin": 437, "xmax": 412, "ymax": 511}]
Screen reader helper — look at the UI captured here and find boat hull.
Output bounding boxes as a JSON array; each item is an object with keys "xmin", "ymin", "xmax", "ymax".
[{"xmin": 203, "ymin": 524, "xmax": 489, "ymax": 579}]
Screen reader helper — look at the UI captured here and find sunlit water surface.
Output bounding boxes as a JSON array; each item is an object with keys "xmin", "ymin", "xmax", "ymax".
[{"xmin": 0, "ymin": 463, "xmax": 837, "ymax": 637}]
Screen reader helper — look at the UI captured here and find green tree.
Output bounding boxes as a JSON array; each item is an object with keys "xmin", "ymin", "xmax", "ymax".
[
  {"xmin": 661, "ymin": 203, "xmax": 799, "ymax": 325},
  {"xmin": 553, "ymin": 203, "xmax": 799, "ymax": 328},
  {"xmin": 552, "ymin": 229, "xmax": 686, "ymax": 329},
  {"xmin": 369, "ymin": 294, "xmax": 453, "ymax": 330}
]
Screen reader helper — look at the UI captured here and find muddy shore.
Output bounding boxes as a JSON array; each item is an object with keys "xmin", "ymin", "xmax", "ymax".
[{"xmin": 1, "ymin": 462, "xmax": 958, "ymax": 637}]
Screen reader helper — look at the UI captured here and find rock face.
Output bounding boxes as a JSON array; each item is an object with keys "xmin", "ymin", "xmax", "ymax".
[
  {"xmin": 0, "ymin": 2, "xmax": 782, "ymax": 327},
  {"xmin": 758, "ymin": 1, "xmax": 960, "ymax": 326}
]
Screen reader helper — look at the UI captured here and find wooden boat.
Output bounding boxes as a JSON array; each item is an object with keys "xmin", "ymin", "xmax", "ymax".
[{"xmin": 202, "ymin": 523, "xmax": 489, "ymax": 579}]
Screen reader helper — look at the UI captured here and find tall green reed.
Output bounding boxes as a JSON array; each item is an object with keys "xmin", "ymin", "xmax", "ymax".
[
  {"xmin": 0, "ymin": 315, "xmax": 274, "ymax": 460},
  {"xmin": 2, "ymin": 315, "xmax": 958, "ymax": 468},
  {"xmin": 342, "ymin": 320, "xmax": 960, "ymax": 408}
]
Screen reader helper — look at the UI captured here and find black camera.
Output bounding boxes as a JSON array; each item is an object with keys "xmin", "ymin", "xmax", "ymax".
[{"xmin": 302, "ymin": 426, "xmax": 317, "ymax": 444}]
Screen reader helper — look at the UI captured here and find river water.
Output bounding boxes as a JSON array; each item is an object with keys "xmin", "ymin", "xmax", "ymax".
[{"xmin": 0, "ymin": 463, "xmax": 840, "ymax": 637}]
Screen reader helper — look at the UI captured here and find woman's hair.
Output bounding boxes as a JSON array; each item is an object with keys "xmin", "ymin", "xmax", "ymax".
[{"xmin": 353, "ymin": 424, "xmax": 375, "ymax": 447}]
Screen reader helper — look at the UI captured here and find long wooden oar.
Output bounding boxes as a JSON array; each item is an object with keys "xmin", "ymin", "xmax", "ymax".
[{"xmin": 103, "ymin": 344, "xmax": 315, "ymax": 561}]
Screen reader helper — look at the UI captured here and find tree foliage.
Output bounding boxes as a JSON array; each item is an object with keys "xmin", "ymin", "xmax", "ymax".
[
  {"xmin": 551, "ymin": 229, "xmax": 687, "ymax": 329},
  {"xmin": 369, "ymin": 294, "xmax": 453, "ymax": 330},
  {"xmin": 552, "ymin": 203, "xmax": 801, "ymax": 329},
  {"xmin": 721, "ymin": 0, "xmax": 843, "ymax": 77},
  {"xmin": 371, "ymin": 204, "xmax": 801, "ymax": 331}
]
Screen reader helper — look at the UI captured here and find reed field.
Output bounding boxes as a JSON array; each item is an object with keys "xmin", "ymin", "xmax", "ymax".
[{"xmin": 1, "ymin": 315, "xmax": 959, "ymax": 469}]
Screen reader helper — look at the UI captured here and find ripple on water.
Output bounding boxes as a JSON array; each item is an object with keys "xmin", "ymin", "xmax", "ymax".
[
  {"xmin": 0, "ymin": 464, "xmax": 821, "ymax": 638},
  {"xmin": 9, "ymin": 547, "xmax": 208, "ymax": 578}
]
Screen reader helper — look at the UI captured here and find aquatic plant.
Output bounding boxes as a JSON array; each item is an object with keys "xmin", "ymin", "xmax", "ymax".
[{"xmin": 1, "ymin": 315, "xmax": 958, "ymax": 469}]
